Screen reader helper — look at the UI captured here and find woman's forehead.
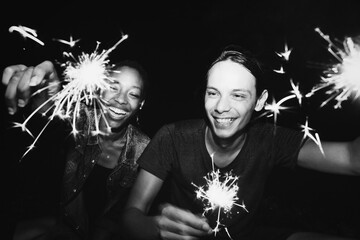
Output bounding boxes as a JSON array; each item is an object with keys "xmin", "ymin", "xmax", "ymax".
[{"xmin": 111, "ymin": 67, "xmax": 143, "ymax": 87}]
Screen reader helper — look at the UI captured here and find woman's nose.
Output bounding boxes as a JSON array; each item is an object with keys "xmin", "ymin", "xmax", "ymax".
[{"xmin": 114, "ymin": 93, "xmax": 128, "ymax": 105}]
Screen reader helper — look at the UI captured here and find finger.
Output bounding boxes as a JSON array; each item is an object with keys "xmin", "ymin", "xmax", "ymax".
[
  {"xmin": 161, "ymin": 205, "xmax": 212, "ymax": 233},
  {"xmin": 17, "ymin": 67, "xmax": 34, "ymax": 107},
  {"xmin": 5, "ymin": 70, "xmax": 25, "ymax": 114},
  {"xmin": 2, "ymin": 64, "xmax": 27, "ymax": 85},
  {"xmin": 160, "ymin": 230, "xmax": 198, "ymax": 240},
  {"xmin": 158, "ymin": 217, "xmax": 209, "ymax": 239},
  {"xmin": 29, "ymin": 60, "xmax": 59, "ymax": 87}
]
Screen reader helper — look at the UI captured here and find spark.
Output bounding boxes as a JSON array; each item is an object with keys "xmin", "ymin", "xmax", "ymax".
[
  {"xmin": 258, "ymin": 79, "xmax": 304, "ymax": 126},
  {"xmin": 276, "ymin": 42, "xmax": 293, "ymax": 61},
  {"xmin": 290, "ymin": 79, "xmax": 303, "ymax": 105},
  {"xmin": 12, "ymin": 34, "xmax": 129, "ymax": 159},
  {"xmin": 9, "ymin": 25, "xmax": 45, "ymax": 46},
  {"xmin": 264, "ymin": 95, "xmax": 295, "ymax": 124},
  {"xmin": 306, "ymin": 28, "xmax": 360, "ymax": 109},
  {"xmin": 273, "ymin": 65, "xmax": 286, "ymax": 74},
  {"xmin": 53, "ymin": 35, "xmax": 81, "ymax": 47},
  {"xmin": 300, "ymin": 117, "xmax": 324, "ymax": 156},
  {"xmin": 192, "ymin": 153, "xmax": 248, "ymax": 239}
]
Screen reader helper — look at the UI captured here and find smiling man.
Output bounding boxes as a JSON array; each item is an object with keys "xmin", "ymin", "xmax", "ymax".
[{"xmin": 121, "ymin": 46, "xmax": 360, "ymax": 240}]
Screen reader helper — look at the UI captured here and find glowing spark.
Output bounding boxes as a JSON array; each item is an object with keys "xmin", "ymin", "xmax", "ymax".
[
  {"xmin": 12, "ymin": 34, "xmax": 129, "ymax": 159},
  {"xmin": 53, "ymin": 35, "xmax": 81, "ymax": 47},
  {"xmin": 260, "ymin": 79, "xmax": 303, "ymax": 125},
  {"xmin": 49, "ymin": 34, "xmax": 129, "ymax": 135},
  {"xmin": 300, "ymin": 117, "xmax": 324, "ymax": 156},
  {"xmin": 276, "ymin": 42, "xmax": 293, "ymax": 61},
  {"xmin": 290, "ymin": 79, "xmax": 303, "ymax": 105},
  {"xmin": 273, "ymin": 65, "xmax": 285, "ymax": 74},
  {"xmin": 9, "ymin": 25, "xmax": 45, "ymax": 46},
  {"xmin": 192, "ymin": 153, "xmax": 248, "ymax": 239},
  {"xmin": 307, "ymin": 28, "xmax": 360, "ymax": 109},
  {"xmin": 264, "ymin": 94, "xmax": 296, "ymax": 125}
]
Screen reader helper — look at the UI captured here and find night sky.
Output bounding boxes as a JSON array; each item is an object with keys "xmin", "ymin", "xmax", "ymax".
[
  {"xmin": 1, "ymin": 0, "xmax": 360, "ymax": 135},
  {"xmin": 1, "ymin": 0, "xmax": 360, "ymax": 238}
]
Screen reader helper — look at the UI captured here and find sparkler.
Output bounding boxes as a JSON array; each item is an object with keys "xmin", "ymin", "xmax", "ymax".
[
  {"xmin": 306, "ymin": 28, "xmax": 360, "ymax": 109},
  {"xmin": 11, "ymin": 31, "xmax": 129, "ymax": 159},
  {"xmin": 192, "ymin": 153, "xmax": 248, "ymax": 239},
  {"xmin": 9, "ymin": 25, "xmax": 45, "ymax": 46}
]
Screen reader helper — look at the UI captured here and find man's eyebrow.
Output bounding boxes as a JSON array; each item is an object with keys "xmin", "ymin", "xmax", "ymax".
[{"xmin": 233, "ymin": 89, "xmax": 251, "ymax": 94}]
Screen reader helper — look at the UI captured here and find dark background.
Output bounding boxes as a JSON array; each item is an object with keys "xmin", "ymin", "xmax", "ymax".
[{"xmin": 1, "ymin": 0, "xmax": 360, "ymax": 239}]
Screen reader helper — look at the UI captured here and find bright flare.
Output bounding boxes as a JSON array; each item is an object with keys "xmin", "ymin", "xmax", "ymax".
[
  {"xmin": 192, "ymin": 153, "xmax": 248, "ymax": 239},
  {"xmin": 12, "ymin": 34, "xmax": 129, "ymax": 159},
  {"xmin": 306, "ymin": 28, "xmax": 360, "ymax": 109}
]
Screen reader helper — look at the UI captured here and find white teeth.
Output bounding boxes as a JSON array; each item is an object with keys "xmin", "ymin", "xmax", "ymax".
[
  {"xmin": 215, "ymin": 118, "xmax": 234, "ymax": 123},
  {"xmin": 109, "ymin": 107, "xmax": 126, "ymax": 115}
]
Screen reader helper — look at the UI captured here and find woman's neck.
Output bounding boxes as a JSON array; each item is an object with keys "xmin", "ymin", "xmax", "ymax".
[{"xmin": 97, "ymin": 126, "xmax": 128, "ymax": 169}]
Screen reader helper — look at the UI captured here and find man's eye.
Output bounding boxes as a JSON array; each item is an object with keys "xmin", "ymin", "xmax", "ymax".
[
  {"xmin": 207, "ymin": 91, "xmax": 218, "ymax": 96},
  {"xmin": 233, "ymin": 94, "xmax": 246, "ymax": 100}
]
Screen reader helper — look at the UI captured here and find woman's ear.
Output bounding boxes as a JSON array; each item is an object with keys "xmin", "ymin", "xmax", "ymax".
[{"xmin": 255, "ymin": 90, "xmax": 268, "ymax": 112}]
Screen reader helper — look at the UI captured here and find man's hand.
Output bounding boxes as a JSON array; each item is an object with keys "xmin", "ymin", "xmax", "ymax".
[{"xmin": 155, "ymin": 204, "xmax": 212, "ymax": 240}]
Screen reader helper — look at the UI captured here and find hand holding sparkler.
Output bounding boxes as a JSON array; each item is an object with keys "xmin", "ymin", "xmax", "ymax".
[
  {"xmin": 155, "ymin": 203, "xmax": 212, "ymax": 240},
  {"xmin": 2, "ymin": 60, "xmax": 61, "ymax": 115}
]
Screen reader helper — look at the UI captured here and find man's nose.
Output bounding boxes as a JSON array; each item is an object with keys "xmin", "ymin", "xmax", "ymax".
[{"xmin": 215, "ymin": 96, "xmax": 230, "ymax": 113}]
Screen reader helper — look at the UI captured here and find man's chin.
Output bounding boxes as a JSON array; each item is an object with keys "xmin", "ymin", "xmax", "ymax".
[{"xmin": 212, "ymin": 128, "xmax": 235, "ymax": 139}]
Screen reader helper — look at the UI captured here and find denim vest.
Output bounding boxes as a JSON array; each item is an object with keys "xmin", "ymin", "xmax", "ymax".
[{"xmin": 60, "ymin": 120, "xmax": 150, "ymax": 238}]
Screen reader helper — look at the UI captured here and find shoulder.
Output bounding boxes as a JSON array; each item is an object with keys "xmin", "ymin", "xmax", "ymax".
[
  {"xmin": 159, "ymin": 119, "xmax": 205, "ymax": 136},
  {"xmin": 248, "ymin": 120, "xmax": 300, "ymax": 136},
  {"xmin": 247, "ymin": 120, "xmax": 274, "ymax": 136},
  {"xmin": 129, "ymin": 124, "xmax": 151, "ymax": 146}
]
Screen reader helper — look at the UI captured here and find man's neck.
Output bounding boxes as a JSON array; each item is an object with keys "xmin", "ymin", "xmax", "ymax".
[{"xmin": 205, "ymin": 127, "xmax": 247, "ymax": 168}]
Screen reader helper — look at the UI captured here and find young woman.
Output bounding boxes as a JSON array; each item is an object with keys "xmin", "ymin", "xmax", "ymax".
[{"xmin": 3, "ymin": 60, "xmax": 150, "ymax": 240}]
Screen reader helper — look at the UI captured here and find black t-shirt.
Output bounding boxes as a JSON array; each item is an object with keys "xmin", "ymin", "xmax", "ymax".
[{"xmin": 138, "ymin": 119, "xmax": 304, "ymax": 239}]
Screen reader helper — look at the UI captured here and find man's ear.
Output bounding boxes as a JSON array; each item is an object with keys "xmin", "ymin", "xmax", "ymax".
[{"xmin": 255, "ymin": 90, "xmax": 268, "ymax": 112}]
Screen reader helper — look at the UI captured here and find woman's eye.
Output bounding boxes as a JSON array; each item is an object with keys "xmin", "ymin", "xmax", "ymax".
[
  {"xmin": 129, "ymin": 93, "xmax": 140, "ymax": 99},
  {"xmin": 110, "ymin": 86, "xmax": 117, "ymax": 91}
]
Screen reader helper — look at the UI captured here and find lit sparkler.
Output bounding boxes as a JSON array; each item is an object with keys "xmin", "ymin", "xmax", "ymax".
[
  {"xmin": 12, "ymin": 33, "xmax": 129, "ymax": 159},
  {"xmin": 9, "ymin": 25, "xmax": 45, "ymax": 46},
  {"xmin": 192, "ymin": 153, "xmax": 248, "ymax": 239},
  {"xmin": 306, "ymin": 28, "xmax": 360, "ymax": 109}
]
